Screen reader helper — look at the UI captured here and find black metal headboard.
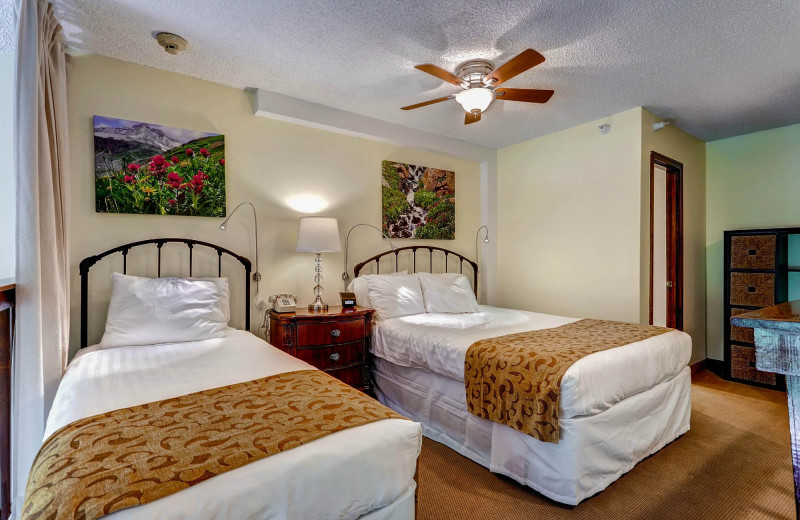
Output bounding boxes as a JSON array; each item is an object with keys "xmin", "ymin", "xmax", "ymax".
[
  {"xmin": 353, "ymin": 246, "xmax": 478, "ymax": 295},
  {"xmin": 79, "ymin": 238, "xmax": 252, "ymax": 348}
]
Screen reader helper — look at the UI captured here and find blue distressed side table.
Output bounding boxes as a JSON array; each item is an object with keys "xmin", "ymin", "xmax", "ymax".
[{"xmin": 732, "ymin": 300, "xmax": 800, "ymax": 519}]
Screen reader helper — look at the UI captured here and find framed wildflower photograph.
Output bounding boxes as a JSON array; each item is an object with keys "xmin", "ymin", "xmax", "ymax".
[
  {"xmin": 94, "ymin": 116, "xmax": 226, "ymax": 217},
  {"xmin": 382, "ymin": 160, "xmax": 455, "ymax": 239}
]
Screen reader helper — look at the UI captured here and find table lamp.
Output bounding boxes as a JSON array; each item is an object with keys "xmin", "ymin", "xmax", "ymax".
[{"xmin": 296, "ymin": 217, "xmax": 341, "ymax": 311}]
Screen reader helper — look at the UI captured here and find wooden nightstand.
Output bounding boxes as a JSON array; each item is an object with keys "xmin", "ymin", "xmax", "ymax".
[{"xmin": 268, "ymin": 306, "xmax": 375, "ymax": 392}]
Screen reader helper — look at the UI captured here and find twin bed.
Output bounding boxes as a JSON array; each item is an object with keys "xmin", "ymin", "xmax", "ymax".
[{"xmin": 23, "ymin": 239, "xmax": 692, "ymax": 519}]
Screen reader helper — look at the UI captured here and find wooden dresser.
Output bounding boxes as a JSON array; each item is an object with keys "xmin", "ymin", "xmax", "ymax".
[
  {"xmin": 268, "ymin": 307, "xmax": 375, "ymax": 393},
  {"xmin": 725, "ymin": 227, "xmax": 800, "ymax": 390},
  {"xmin": 0, "ymin": 279, "xmax": 15, "ymax": 520}
]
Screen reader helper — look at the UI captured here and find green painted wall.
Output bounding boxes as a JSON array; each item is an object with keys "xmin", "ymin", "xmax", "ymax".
[{"xmin": 706, "ymin": 123, "xmax": 800, "ymax": 360}]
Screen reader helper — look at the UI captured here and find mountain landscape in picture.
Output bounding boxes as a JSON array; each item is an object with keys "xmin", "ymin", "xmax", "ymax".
[
  {"xmin": 382, "ymin": 160, "xmax": 455, "ymax": 239},
  {"xmin": 94, "ymin": 116, "xmax": 226, "ymax": 217}
]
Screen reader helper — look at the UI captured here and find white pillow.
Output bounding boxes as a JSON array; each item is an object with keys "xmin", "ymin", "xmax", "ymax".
[
  {"xmin": 100, "ymin": 273, "xmax": 230, "ymax": 349},
  {"xmin": 347, "ymin": 271, "xmax": 408, "ymax": 309},
  {"xmin": 365, "ymin": 274, "xmax": 425, "ymax": 320},
  {"xmin": 417, "ymin": 273, "xmax": 479, "ymax": 314}
]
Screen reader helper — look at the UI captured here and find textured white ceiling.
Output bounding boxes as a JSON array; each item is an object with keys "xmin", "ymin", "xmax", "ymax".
[{"xmin": 53, "ymin": 0, "xmax": 800, "ymax": 148}]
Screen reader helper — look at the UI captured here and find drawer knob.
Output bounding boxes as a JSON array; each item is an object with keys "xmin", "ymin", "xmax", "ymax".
[
  {"xmin": 330, "ymin": 352, "xmax": 340, "ymax": 361},
  {"xmin": 331, "ymin": 329, "xmax": 341, "ymax": 337}
]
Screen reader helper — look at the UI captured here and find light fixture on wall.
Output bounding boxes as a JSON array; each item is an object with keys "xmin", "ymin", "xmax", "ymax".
[
  {"xmin": 653, "ymin": 121, "xmax": 672, "ymax": 132},
  {"xmin": 296, "ymin": 217, "xmax": 342, "ymax": 311},
  {"xmin": 219, "ymin": 202, "xmax": 262, "ymax": 296},
  {"xmin": 341, "ymin": 223, "xmax": 397, "ymax": 289},
  {"xmin": 475, "ymin": 225, "xmax": 489, "ymax": 266}
]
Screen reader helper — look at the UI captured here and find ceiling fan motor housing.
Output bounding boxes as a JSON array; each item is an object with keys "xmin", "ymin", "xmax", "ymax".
[{"xmin": 456, "ymin": 60, "xmax": 495, "ymax": 87}]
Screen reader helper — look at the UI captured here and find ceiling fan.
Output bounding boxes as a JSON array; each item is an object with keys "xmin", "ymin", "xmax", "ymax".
[{"xmin": 401, "ymin": 49, "xmax": 554, "ymax": 125}]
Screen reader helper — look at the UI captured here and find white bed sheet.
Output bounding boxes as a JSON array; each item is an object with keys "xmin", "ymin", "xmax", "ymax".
[
  {"xmin": 373, "ymin": 357, "xmax": 691, "ymax": 505},
  {"xmin": 372, "ymin": 305, "xmax": 691, "ymax": 418},
  {"xmin": 45, "ymin": 330, "xmax": 422, "ymax": 520}
]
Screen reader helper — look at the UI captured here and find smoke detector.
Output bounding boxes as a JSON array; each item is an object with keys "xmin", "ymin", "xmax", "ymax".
[{"xmin": 155, "ymin": 33, "xmax": 187, "ymax": 55}]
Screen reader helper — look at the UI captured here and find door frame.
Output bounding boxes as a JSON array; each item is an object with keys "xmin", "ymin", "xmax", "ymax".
[{"xmin": 649, "ymin": 151, "xmax": 684, "ymax": 329}]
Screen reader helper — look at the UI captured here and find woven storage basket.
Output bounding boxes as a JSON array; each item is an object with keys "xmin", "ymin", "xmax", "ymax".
[
  {"xmin": 730, "ymin": 234, "xmax": 776, "ymax": 270},
  {"xmin": 730, "ymin": 273, "xmax": 775, "ymax": 307},
  {"xmin": 730, "ymin": 307, "xmax": 756, "ymax": 344},
  {"xmin": 731, "ymin": 344, "xmax": 776, "ymax": 385}
]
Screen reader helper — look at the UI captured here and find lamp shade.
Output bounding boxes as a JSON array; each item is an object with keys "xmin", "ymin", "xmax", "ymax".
[{"xmin": 296, "ymin": 217, "xmax": 342, "ymax": 253}]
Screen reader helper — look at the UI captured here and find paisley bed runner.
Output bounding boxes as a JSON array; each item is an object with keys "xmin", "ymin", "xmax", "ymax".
[
  {"xmin": 22, "ymin": 369, "xmax": 404, "ymax": 520},
  {"xmin": 465, "ymin": 319, "xmax": 671, "ymax": 443}
]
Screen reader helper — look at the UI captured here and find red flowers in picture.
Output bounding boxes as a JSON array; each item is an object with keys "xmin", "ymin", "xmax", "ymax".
[{"xmin": 94, "ymin": 116, "xmax": 225, "ymax": 217}]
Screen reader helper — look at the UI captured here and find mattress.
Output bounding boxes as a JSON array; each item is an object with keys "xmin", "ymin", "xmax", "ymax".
[
  {"xmin": 371, "ymin": 305, "xmax": 692, "ymax": 418},
  {"xmin": 45, "ymin": 330, "xmax": 422, "ymax": 520}
]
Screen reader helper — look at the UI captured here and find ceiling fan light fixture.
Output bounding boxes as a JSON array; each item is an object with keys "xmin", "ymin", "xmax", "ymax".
[{"xmin": 455, "ymin": 87, "xmax": 494, "ymax": 114}]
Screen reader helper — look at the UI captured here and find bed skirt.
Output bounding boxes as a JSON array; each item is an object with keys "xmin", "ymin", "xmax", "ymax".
[{"xmin": 373, "ymin": 357, "xmax": 691, "ymax": 505}]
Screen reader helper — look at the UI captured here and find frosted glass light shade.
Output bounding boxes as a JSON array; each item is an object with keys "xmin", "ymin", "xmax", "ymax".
[
  {"xmin": 296, "ymin": 217, "xmax": 342, "ymax": 253},
  {"xmin": 455, "ymin": 88, "xmax": 495, "ymax": 113}
]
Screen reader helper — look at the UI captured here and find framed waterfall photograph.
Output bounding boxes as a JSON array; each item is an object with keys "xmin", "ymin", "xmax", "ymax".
[
  {"xmin": 94, "ymin": 116, "xmax": 226, "ymax": 217},
  {"xmin": 381, "ymin": 160, "xmax": 455, "ymax": 239}
]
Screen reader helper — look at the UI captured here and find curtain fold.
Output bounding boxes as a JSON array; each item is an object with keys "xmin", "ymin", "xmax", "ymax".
[{"xmin": 11, "ymin": 0, "xmax": 70, "ymax": 518}]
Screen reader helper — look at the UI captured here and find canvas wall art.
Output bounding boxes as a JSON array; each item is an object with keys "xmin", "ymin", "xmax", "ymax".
[
  {"xmin": 94, "ymin": 116, "xmax": 226, "ymax": 217},
  {"xmin": 382, "ymin": 160, "xmax": 455, "ymax": 239}
]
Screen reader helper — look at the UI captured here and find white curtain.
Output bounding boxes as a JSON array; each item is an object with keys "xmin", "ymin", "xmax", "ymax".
[{"xmin": 10, "ymin": 0, "xmax": 70, "ymax": 518}]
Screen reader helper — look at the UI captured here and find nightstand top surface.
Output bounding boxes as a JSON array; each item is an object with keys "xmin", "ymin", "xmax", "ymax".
[{"xmin": 269, "ymin": 306, "xmax": 374, "ymax": 320}]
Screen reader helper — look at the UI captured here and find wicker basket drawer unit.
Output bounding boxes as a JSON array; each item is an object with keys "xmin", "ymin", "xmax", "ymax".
[
  {"xmin": 730, "ymin": 344, "xmax": 777, "ymax": 385},
  {"xmin": 730, "ymin": 234, "xmax": 777, "ymax": 270},
  {"xmin": 729, "ymin": 272, "xmax": 776, "ymax": 308},
  {"xmin": 729, "ymin": 307, "xmax": 757, "ymax": 344}
]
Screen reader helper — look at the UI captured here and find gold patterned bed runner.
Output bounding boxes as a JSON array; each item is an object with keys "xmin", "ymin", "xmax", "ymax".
[
  {"xmin": 22, "ymin": 369, "xmax": 405, "ymax": 520},
  {"xmin": 465, "ymin": 319, "xmax": 671, "ymax": 444}
]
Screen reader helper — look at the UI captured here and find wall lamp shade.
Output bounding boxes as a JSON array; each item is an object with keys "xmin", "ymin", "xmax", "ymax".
[{"xmin": 296, "ymin": 217, "xmax": 342, "ymax": 253}]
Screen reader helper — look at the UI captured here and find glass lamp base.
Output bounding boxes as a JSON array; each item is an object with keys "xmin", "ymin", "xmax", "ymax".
[{"xmin": 308, "ymin": 297, "xmax": 329, "ymax": 312}]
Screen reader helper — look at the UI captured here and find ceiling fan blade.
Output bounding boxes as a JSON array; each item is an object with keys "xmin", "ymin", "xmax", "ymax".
[
  {"xmin": 401, "ymin": 96, "xmax": 452, "ymax": 111},
  {"xmin": 484, "ymin": 49, "xmax": 545, "ymax": 86},
  {"xmin": 464, "ymin": 111, "xmax": 481, "ymax": 125},
  {"xmin": 495, "ymin": 88, "xmax": 554, "ymax": 103},
  {"xmin": 415, "ymin": 64, "xmax": 464, "ymax": 87}
]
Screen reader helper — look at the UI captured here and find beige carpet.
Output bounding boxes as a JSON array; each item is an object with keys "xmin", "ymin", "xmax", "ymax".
[{"xmin": 417, "ymin": 371, "xmax": 794, "ymax": 520}]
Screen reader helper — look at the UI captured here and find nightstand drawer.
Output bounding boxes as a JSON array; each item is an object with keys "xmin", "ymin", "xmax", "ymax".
[
  {"xmin": 296, "ymin": 319, "xmax": 365, "ymax": 347},
  {"xmin": 295, "ymin": 341, "xmax": 364, "ymax": 370},
  {"xmin": 325, "ymin": 365, "xmax": 364, "ymax": 389}
]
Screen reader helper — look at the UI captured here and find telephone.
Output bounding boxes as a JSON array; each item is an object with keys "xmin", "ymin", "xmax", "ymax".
[{"xmin": 268, "ymin": 294, "xmax": 297, "ymax": 313}]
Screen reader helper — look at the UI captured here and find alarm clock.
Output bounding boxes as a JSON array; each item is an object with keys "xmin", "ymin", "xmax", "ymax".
[{"xmin": 340, "ymin": 292, "xmax": 357, "ymax": 308}]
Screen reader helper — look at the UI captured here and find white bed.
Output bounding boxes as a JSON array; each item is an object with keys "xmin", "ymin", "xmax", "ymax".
[
  {"xmin": 46, "ymin": 329, "xmax": 422, "ymax": 520},
  {"xmin": 370, "ymin": 305, "xmax": 691, "ymax": 505}
]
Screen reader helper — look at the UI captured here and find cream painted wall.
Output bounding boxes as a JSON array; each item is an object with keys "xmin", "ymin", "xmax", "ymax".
[
  {"xmin": 67, "ymin": 54, "xmax": 482, "ymax": 353},
  {"xmin": 496, "ymin": 107, "xmax": 706, "ymax": 363},
  {"xmin": 640, "ymin": 108, "xmax": 706, "ymax": 362},
  {"xmin": 0, "ymin": 51, "xmax": 14, "ymax": 279},
  {"xmin": 496, "ymin": 108, "xmax": 643, "ymax": 322},
  {"xmin": 706, "ymin": 123, "xmax": 800, "ymax": 360}
]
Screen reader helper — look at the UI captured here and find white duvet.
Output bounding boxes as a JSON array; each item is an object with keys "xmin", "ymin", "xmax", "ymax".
[
  {"xmin": 45, "ymin": 330, "xmax": 421, "ymax": 520},
  {"xmin": 371, "ymin": 305, "xmax": 691, "ymax": 419}
]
